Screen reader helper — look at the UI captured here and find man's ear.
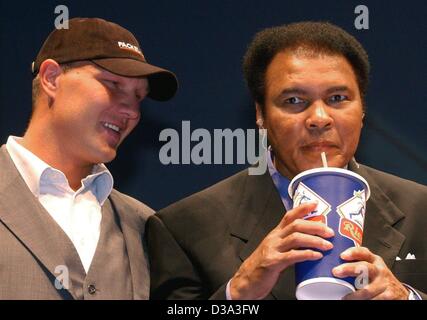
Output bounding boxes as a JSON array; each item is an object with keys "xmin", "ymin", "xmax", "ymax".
[
  {"xmin": 38, "ymin": 59, "xmax": 63, "ymax": 101},
  {"xmin": 361, "ymin": 112, "xmax": 365, "ymax": 128}
]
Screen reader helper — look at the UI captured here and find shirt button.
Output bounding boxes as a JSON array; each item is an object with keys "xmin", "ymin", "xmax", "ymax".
[{"xmin": 88, "ymin": 284, "xmax": 97, "ymax": 295}]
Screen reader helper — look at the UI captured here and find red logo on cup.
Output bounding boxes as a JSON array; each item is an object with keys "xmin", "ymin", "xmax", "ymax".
[
  {"xmin": 306, "ymin": 215, "xmax": 326, "ymax": 224},
  {"xmin": 339, "ymin": 218, "xmax": 363, "ymax": 246},
  {"xmin": 336, "ymin": 190, "xmax": 366, "ymax": 246}
]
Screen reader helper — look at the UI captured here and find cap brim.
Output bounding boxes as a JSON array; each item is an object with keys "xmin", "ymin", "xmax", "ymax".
[{"xmin": 92, "ymin": 58, "xmax": 178, "ymax": 101}]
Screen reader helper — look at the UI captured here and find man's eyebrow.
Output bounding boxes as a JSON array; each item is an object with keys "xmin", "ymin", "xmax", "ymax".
[
  {"xmin": 277, "ymin": 86, "xmax": 351, "ymax": 97},
  {"xmin": 325, "ymin": 86, "xmax": 350, "ymax": 94},
  {"xmin": 277, "ymin": 87, "xmax": 308, "ymax": 97}
]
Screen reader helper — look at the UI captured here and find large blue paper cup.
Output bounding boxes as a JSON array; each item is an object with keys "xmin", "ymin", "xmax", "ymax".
[{"xmin": 288, "ymin": 167, "xmax": 370, "ymax": 300}]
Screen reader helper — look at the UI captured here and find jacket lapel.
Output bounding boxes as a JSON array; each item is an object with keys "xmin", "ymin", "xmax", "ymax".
[
  {"xmin": 230, "ymin": 169, "xmax": 296, "ymax": 299},
  {"xmin": 109, "ymin": 190, "xmax": 149, "ymax": 300},
  {"xmin": 350, "ymin": 160, "xmax": 406, "ymax": 268},
  {"xmin": 0, "ymin": 146, "xmax": 83, "ymax": 299}
]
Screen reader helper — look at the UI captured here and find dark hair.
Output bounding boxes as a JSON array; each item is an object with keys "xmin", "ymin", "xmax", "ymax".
[{"xmin": 243, "ymin": 21, "xmax": 370, "ymax": 109}]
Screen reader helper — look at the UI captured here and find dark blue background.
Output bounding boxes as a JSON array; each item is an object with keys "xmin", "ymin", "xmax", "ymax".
[{"xmin": 0, "ymin": 0, "xmax": 425, "ymax": 210}]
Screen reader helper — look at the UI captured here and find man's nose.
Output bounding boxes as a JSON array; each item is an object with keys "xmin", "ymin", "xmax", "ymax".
[
  {"xmin": 305, "ymin": 101, "xmax": 333, "ymax": 131},
  {"xmin": 117, "ymin": 96, "xmax": 140, "ymax": 120}
]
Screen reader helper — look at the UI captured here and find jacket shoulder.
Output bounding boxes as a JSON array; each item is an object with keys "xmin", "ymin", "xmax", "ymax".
[
  {"xmin": 110, "ymin": 189, "xmax": 154, "ymax": 220},
  {"xmin": 360, "ymin": 164, "xmax": 427, "ymax": 196},
  {"xmin": 359, "ymin": 164, "xmax": 427, "ymax": 218}
]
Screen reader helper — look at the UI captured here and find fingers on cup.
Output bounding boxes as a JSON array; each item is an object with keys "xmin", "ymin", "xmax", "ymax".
[
  {"xmin": 340, "ymin": 246, "xmax": 376, "ymax": 263},
  {"xmin": 332, "ymin": 261, "xmax": 376, "ymax": 279},
  {"xmin": 280, "ymin": 232, "xmax": 333, "ymax": 253},
  {"xmin": 279, "ymin": 201, "xmax": 318, "ymax": 228},
  {"xmin": 281, "ymin": 249, "xmax": 323, "ymax": 266},
  {"xmin": 284, "ymin": 219, "xmax": 334, "ymax": 239}
]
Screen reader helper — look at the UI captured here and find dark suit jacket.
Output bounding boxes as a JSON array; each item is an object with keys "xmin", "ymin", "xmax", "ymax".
[
  {"xmin": 147, "ymin": 160, "xmax": 427, "ymax": 299},
  {"xmin": 0, "ymin": 145, "xmax": 153, "ymax": 299}
]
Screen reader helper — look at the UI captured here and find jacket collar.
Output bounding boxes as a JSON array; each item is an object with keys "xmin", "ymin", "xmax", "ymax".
[{"xmin": 230, "ymin": 168, "xmax": 295, "ymax": 299}]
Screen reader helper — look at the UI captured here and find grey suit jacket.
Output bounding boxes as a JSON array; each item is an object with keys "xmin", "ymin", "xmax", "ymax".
[
  {"xmin": 147, "ymin": 160, "xmax": 427, "ymax": 300},
  {"xmin": 0, "ymin": 145, "xmax": 153, "ymax": 299}
]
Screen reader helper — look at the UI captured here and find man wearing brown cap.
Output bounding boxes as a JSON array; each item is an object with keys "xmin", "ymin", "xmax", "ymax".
[{"xmin": 0, "ymin": 17, "xmax": 177, "ymax": 299}]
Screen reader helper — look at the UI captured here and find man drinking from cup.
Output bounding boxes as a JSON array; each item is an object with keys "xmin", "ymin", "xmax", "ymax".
[{"xmin": 147, "ymin": 21, "xmax": 426, "ymax": 300}]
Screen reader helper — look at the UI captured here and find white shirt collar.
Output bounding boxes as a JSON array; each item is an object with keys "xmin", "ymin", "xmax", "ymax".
[{"xmin": 6, "ymin": 136, "xmax": 114, "ymax": 205}]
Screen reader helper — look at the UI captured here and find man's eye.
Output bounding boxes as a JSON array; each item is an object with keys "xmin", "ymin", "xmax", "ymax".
[
  {"xmin": 285, "ymin": 97, "xmax": 305, "ymax": 104},
  {"xmin": 328, "ymin": 94, "xmax": 348, "ymax": 103},
  {"xmin": 104, "ymin": 79, "xmax": 119, "ymax": 87}
]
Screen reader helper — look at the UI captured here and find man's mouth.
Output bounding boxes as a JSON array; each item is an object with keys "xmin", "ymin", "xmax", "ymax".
[
  {"xmin": 103, "ymin": 122, "xmax": 121, "ymax": 133},
  {"xmin": 301, "ymin": 140, "xmax": 338, "ymax": 152},
  {"xmin": 101, "ymin": 121, "xmax": 124, "ymax": 146}
]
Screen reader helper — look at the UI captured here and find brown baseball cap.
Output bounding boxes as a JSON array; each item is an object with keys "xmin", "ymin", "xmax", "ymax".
[{"xmin": 32, "ymin": 17, "xmax": 178, "ymax": 101}]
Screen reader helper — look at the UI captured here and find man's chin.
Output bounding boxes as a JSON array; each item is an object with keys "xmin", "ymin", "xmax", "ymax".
[
  {"xmin": 103, "ymin": 153, "xmax": 117, "ymax": 164},
  {"xmin": 94, "ymin": 148, "xmax": 117, "ymax": 164}
]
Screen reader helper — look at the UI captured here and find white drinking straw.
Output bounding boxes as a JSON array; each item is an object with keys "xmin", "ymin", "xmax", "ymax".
[{"xmin": 321, "ymin": 152, "xmax": 328, "ymax": 168}]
